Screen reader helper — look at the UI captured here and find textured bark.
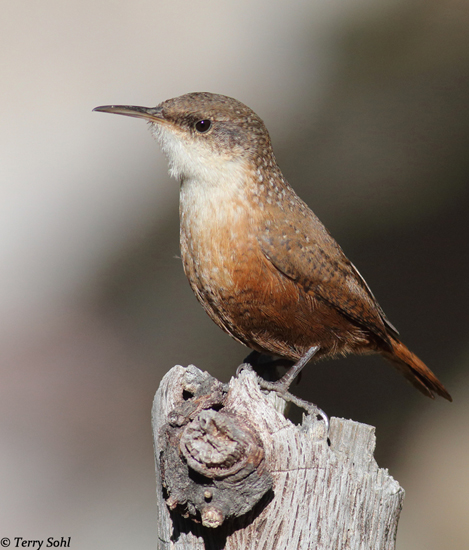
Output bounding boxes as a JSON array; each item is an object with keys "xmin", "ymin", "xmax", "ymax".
[{"xmin": 152, "ymin": 365, "xmax": 404, "ymax": 550}]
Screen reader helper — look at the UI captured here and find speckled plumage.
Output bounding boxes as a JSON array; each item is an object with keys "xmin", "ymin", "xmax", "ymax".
[{"xmin": 94, "ymin": 93, "xmax": 452, "ymax": 401}]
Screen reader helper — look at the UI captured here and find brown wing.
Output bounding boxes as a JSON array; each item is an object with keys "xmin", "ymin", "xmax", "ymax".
[{"xmin": 257, "ymin": 198, "xmax": 396, "ymax": 349}]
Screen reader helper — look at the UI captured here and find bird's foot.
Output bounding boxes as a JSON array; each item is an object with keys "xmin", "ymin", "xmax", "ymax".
[
  {"xmin": 237, "ymin": 346, "xmax": 328, "ymax": 431},
  {"xmin": 256, "ymin": 378, "xmax": 329, "ymax": 433}
]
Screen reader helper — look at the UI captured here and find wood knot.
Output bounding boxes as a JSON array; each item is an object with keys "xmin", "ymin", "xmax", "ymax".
[
  {"xmin": 180, "ymin": 409, "xmax": 265, "ymax": 479},
  {"xmin": 159, "ymin": 367, "xmax": 272, "ymax": 527},
  {"xmin": 201, "ymin": 505, "xmax": 224, "ymax": 529}
]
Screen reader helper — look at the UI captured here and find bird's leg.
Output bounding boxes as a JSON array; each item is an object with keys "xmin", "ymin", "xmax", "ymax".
[
  {"xmin": 261, "ymin": 345, "xmax": 320, "ymax": 392},
  {"xmin": 240, "ymin": 346, "xmax": 328, "ymax": 430}
]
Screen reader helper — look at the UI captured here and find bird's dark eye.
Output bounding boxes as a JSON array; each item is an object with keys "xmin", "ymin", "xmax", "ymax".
[{"xmin": 195, "ymin": 119, "xmax": 212, "ymax": 133}]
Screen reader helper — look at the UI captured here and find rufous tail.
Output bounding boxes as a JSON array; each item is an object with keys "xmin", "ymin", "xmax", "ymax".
[{"xmin": 382, "ymin": 339, "xmax": 452, "ymax": 401}]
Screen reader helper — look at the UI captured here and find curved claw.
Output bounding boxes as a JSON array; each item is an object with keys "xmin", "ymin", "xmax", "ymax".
[{"xmin": 235, "ymin": 362, "xmax": 255, "ymax": 377}]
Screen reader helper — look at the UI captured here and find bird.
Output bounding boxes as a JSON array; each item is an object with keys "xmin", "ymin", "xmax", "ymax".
[{"xmin": 94, "ymin": 92, "xmax": 451, "ymax": 402}]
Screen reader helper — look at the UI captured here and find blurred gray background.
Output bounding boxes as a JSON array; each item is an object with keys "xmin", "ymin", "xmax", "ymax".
[{"xmin": 1, "ymin": 0, "xmax": 468, "ymax": 548}]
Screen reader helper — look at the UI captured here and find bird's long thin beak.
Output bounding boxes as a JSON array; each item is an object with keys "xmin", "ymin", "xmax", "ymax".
[{"xmin": 93, "ymin": 104, "xmax": 166, "ymax": 123}]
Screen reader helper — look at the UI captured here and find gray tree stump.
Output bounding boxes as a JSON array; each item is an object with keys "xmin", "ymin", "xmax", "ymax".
[{"xmin": 152, "ymin": 365, "xmax": 404, "ymax": 549}]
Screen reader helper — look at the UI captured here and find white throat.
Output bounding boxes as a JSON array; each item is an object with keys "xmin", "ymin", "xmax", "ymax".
[{"xmin": 150, "ymin": 123, "xmax": 247, "ymax": 186}]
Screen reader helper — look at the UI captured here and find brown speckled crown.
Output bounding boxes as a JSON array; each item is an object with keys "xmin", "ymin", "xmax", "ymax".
[{"xmin": 158, "ymin": 92, "xmax": 265, "ymax": 128}]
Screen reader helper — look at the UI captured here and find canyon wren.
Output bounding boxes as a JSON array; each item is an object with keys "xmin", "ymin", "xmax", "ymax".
[{"xmin": 94, "ymin": 92, "xmax": 451, "ymax": 402}]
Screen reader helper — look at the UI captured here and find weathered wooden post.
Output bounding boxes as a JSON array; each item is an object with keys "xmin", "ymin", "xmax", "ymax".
[{"xmin": 152, "ymin": 365, "xmax": 404, "ymax": 549}]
